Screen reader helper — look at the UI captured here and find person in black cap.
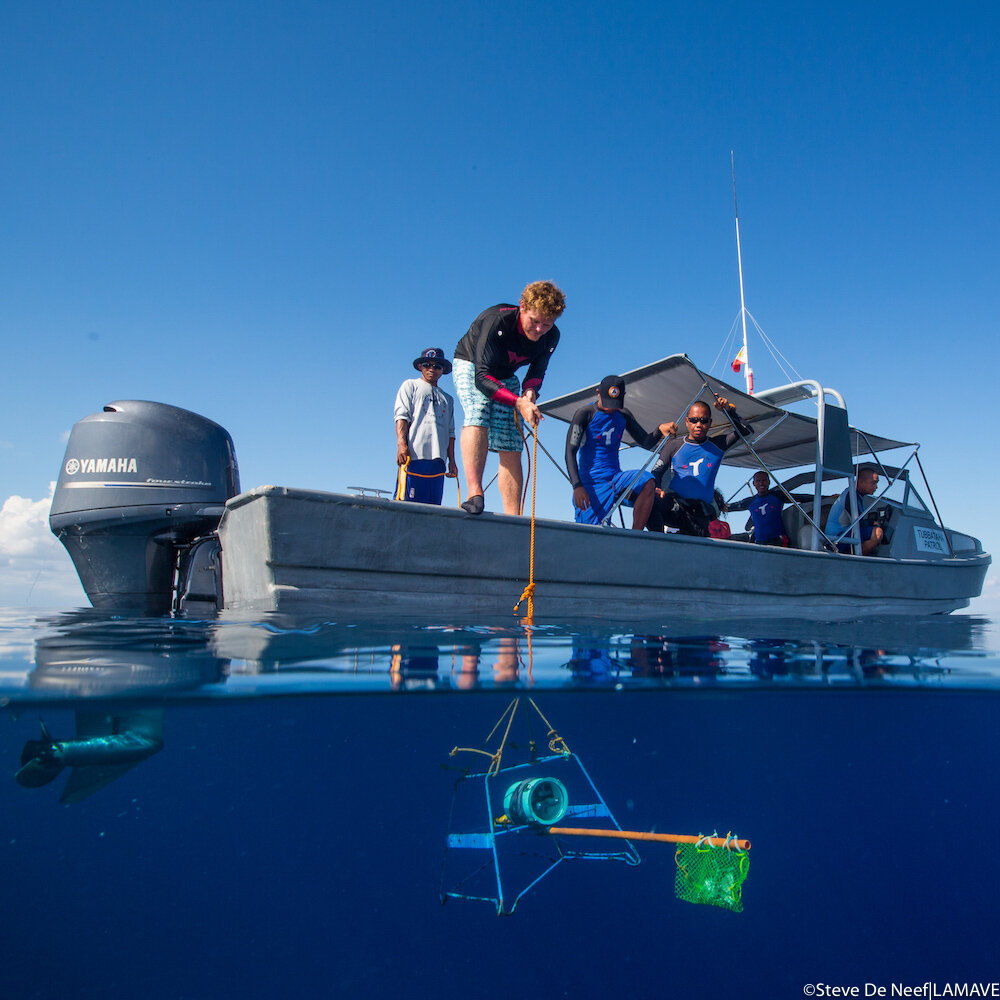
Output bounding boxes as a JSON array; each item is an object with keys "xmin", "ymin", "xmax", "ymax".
[
  {"xmin": 564, "ymin": 375, "xmax": 672, "ymax": 529},
  {"xmin": 394, "ymin": 348, "xmax": 457, "ymax": 505}
]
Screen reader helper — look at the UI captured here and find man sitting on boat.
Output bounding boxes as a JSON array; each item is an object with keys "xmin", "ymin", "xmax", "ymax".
[
  {"xmin": 746, "ymin": 470, "xmax": 790, "ymax": 546},
  {"xmin": 394, "ymin": 347, "xmax": 457, "ymax": 505},
  {"xmin": 825, "ymin": 465, "xmax": 885, "ymax": 555},
  {"xmin": 564, "ymin": 375, "xmax": 671, "ymax": 530},
  {"xmin": 647, "ymin": 397, "xmax": 753, "ymax": 536},
  {"xmin": 452, "ymin": 281, "xmax": 565, "ymax": 516}
]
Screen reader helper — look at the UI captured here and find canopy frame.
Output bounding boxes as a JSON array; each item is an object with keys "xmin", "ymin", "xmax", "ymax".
[{"xmin": 540, "ymin": 355, "xmax": 924, "ymax": 552}]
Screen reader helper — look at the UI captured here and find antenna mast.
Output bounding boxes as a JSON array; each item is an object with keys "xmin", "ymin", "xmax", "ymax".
[{"xmin": 731, "ymin": 151, "xmax": 754, "ymax": 395}]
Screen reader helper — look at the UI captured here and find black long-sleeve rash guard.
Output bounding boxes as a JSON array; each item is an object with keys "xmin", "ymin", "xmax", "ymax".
[{"xmin": 453, "ymin": 304, "xmax": 560, "ymax": 406}]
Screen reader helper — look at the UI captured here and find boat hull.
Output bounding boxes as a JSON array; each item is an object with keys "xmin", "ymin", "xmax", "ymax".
[{"xmin": 216, "ymin": 488, "xmax": 990, "ymax": 620}]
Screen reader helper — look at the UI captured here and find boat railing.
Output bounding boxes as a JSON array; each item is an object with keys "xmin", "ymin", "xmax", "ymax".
[
  {"xmin": 744, "ymin": 379, "xmax": 946, "ymax": 556},
  {"xmin": 347, "ymin": 486, "xmax": 394, "ymax": 498},
  {"xmin": 715, "ymin": 378, "xmax": 838, "ymax": 552}
]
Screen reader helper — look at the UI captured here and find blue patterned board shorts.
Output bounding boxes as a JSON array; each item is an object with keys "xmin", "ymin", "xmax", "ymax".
[{"xmin": 452, "ymin": 358, "xmax": 523, "ymax": 453}]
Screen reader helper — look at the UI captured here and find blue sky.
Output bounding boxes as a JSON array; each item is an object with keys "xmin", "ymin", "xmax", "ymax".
[{"xmin": 1, "ymin": 1, "xmax": 997, "ymax": 613}]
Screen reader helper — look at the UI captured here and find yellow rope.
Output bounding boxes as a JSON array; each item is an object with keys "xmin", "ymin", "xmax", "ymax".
[
  {"xmin": 448, "ymin": 699, "xmax": 571, "ymax": 781},
  {"xmin": 448, "ymin": 698, "xmax": 520, "ymax": 776},
  {"xmin": 395, "ymin": 457, "xmax": 409, "ymax": 500},
  {"xmin": 396, "ymin": 456, "xmax": 461, "ymax": 505},
  {"xmin": 513, "ymin": 421, "xmax": 539, "ymax": 620},
  {"xmin": 528, "ymin": 697, "xmax": 571, "ymax": 754},
  {"xmin": 481, "ymin": 697, "xmax": 518, "ymax": 746}
]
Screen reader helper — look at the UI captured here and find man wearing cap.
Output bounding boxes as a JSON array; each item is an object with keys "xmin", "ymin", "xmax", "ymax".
[
  {"xmin": 452, "ymin": 281, "xmax": 565, "ymax": 516},
  {"xmin": 564, "ymin": 375, "xmax": 671, "ymax": 530},
  {"xmin": 394, "ymin": 348, "xmax": 457, "ymax": 506}
]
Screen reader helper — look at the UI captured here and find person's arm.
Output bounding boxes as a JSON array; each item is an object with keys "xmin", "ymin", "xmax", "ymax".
[
  {"xmin": 861, "ymin": 528, "xmax": 884, "ymax": 556},
  {"xmin": 446, "ymin": 396, "xmax": 457, "ymax": 476},
  {"xmin": 396, "ymin": 419, "xmax": 410, "ymax": 466},
  {"xmin": 622, "ymin": 410, "xmax": 672, "ymax": 452},
  {"xmin": 471, "ymin": 312, "xmax": 521, "ymax": 406},
  {"xmin": 470, "ymin": 321, "xmax": 546, "ymax": 428},
  {"xmin": 393, "ymin": 382, "xmax": 414, "ymax": 465},
  {"xmin": 521, "ymin": 328, "xmax": 559, "ymax": 400},
  {"xmin": 713, "ymin": 396, "xmax": 753, "ymax": 446},
  {"xmin": 651, "ymin": 431, "xmax": 680, "ymax": 491},
  {"xmin": 731, "ymin": 411, "xmax": 753, "ymax": 437},
  {"xmin": 565, "ymin": 407, "xmax": 592, "ymax": 510},
  {"xmin": 825, "ymin": 491, "xmax": 849, "ymax": 536},
  {"xmin": 506, "ymin": 330, "xmax": 557, "ymax": 427}
]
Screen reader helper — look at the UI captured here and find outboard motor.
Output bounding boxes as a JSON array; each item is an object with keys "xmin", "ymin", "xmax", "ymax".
[{"xmin": 50, "ymin": 401, "xmax": 239, "ymax": 614}]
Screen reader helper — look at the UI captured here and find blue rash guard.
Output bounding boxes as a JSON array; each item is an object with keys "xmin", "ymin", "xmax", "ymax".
[
  {"xmin": 748, "ymin": 491, "xmax": 787, "ymax": 543},
  {"xmin": 565, "ymin": 404, "xmax": 663, "ymax": 525},
  {"xmin": 657, "ymin": 439, "xmax": 726, "ymax": 502},
  {"xmin": 652, "ymin": 412, "xmax": 751, "ymax": 503},
  {"xmin": 825, "ymin": 489, "xmax": 872, "ymax": 551}
]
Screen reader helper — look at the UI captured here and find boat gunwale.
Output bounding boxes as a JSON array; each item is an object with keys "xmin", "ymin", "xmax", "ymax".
[{"xmin": 219, "ymin": 486, "xmax": 991, "ymax": 574}]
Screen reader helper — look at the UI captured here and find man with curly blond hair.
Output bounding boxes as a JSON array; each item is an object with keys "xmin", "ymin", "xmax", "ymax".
[{"xmin": 453, "ymin": 281, "xmax": 565, "ymax": 516}]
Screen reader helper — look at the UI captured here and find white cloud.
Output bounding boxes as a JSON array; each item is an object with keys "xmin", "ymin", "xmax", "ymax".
[
  {"xmin": 0, "ymin": 485, "xmax": 87, "ymax": 608},
  {"xmin": 969, "ymin": 572, "xmax": 1000, "ymax": 621}
]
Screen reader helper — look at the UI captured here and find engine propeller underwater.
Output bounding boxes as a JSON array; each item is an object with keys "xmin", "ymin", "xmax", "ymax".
[{"xmin": 440, "ymin": 698, "xmax": 751, "ymax": 915}]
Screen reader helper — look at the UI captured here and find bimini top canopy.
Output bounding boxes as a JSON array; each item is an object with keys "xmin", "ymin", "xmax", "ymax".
[{"xmin": 540, "ymin": 354, "xmax": 913, "ymax": 472}]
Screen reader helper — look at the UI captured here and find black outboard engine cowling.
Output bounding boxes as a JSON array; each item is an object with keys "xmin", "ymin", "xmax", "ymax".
[{"xmin": 50, "ymin": 401, "xmax": 239, "ymax": 614}]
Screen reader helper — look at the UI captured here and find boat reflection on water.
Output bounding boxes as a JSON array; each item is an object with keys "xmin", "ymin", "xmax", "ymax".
[
  {"xmin": 3, "ymin": 608, "xmax": 994, "ymax": 703},
  {"xmin": 26, "ymin": 610, "xmax": 229, "ymax": 697},
  {"xmin": 627, "ymin": 635, "xmax": 730, "ymax": 679}
]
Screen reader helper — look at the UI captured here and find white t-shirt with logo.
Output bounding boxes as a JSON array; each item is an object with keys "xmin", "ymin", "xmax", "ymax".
[{"xmin": 393, "ymin": 378, "xmax": 455, "ymax": 461}]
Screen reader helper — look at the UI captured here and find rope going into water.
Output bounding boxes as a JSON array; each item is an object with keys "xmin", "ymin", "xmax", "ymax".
[{"xmin": 513, "ymin": 418, "xmax": 539, "ymax": 621}]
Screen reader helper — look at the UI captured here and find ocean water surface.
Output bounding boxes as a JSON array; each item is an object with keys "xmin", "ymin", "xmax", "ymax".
[{"xmin": 1, "ymin": 606, "xmax": 998, "ymax": 999}]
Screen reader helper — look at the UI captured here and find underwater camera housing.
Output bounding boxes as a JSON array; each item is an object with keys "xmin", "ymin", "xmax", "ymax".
[
  {"xmin": 503, "ymin": 777, "xmax": 569, "ymax": 827},
  {"xmin": 50, "ymin": 400, "xmax": 240, "ymax": 615}
]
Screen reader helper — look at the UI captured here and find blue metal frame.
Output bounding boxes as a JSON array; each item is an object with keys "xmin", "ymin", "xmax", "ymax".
[{"xmin": 442, "ymin": 751, "xmax": 640, "ymax": 915}]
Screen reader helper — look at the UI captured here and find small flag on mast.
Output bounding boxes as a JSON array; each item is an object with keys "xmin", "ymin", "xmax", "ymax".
[{"xmin": 732, "ymin": 346, "xmax": 747, "ymax": 373}]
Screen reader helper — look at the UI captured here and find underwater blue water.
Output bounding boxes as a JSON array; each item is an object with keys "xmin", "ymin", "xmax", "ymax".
[{"xmin": 1, "ymin": 608, "xmax": 998, "ymax": 999}]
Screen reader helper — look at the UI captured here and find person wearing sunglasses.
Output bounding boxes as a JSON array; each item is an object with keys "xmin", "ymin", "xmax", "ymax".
[
  {"xmin": 394, "ymin": 348, "xmax": 457, "ymax": 505},
  {"xmin": 647, "ymin": 396, "xmax": 753, "ymax": 536}
]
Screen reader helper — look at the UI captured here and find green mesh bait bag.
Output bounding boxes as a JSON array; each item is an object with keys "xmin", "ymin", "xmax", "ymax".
[{"xmin": 674, "ymin": 839, "xmax": 750, "ymax": 912}]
